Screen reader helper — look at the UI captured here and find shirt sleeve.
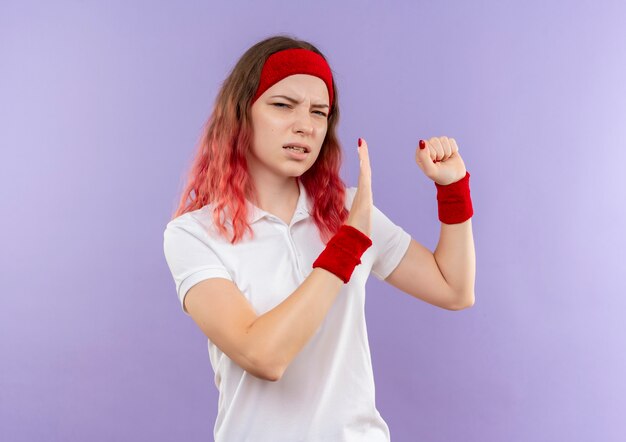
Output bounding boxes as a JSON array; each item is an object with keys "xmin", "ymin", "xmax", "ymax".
[
  {"xmin": 163, "ymin": 218, "xmax": 233, "ymax": 316},
  {"xmin": 370, "ymin": 202, "xmax": 412, "ymax": 281},
  {"xmin": 344, "ymin": 186, "xmax": 412, "ymax": 281}
]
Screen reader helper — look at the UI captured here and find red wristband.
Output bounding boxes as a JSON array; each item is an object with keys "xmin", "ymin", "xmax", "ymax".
[
  {"xmin": 312, "ymin": 225, "xmax": 373, "ymax": 283},
  {"xmin": 435, "ymin": 171, "xmax": 473, "ymax": 224}
]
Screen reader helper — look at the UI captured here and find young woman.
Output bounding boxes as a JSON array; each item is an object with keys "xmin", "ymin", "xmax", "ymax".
[{"xmin": 163, "ymin": 35, "xmax": 475, "ymax": 442}]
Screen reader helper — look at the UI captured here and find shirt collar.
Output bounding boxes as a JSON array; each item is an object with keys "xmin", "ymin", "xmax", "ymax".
[{"xmin": 225, "ymin": 179, "xmax": 312, "ymax": 226}]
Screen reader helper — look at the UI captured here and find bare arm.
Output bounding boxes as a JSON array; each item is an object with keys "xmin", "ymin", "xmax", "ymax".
[
  {"xmin": 245, "ymin": 267, "xmax": 343, "ymax": 379},
  {"xmin": 184, "ymin": 267, "xmax": 343, "ymax": 382},
  {"xmin": 384, "ymin": 219, "xmax": 475, "ymax": 310},
  {"xmin": 433, "ymin": 218, "xmax": 476, "ymax": 307}
]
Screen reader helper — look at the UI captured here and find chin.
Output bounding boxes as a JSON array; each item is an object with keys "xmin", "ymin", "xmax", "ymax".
[{"xmin": 283, "ymin": 163, "xmax": 312, "ymax": 176}]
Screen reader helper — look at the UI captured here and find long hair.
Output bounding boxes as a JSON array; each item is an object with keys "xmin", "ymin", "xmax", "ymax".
[{"xmin": 171, "ymin": 35, "xmax": 349, "ymax": 245}]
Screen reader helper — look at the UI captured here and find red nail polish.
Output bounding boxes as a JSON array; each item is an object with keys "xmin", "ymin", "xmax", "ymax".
[
  {"xmin": 358, "ymin": 138, "xmax": 362, "ymax": 147},
  {"xmin": 419, "ymin": 140, "xmax": 425, "ymax": 149}
]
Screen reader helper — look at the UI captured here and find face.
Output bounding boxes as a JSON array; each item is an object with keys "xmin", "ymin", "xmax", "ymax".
[{"xmin": 248, "ymin": 74, "xmax": 330, "ymax": 182}]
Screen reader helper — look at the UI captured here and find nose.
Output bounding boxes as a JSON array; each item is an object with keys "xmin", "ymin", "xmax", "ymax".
[{"xmin": 292, "ymin": 107, "xmax": 314, "ymax": 136}]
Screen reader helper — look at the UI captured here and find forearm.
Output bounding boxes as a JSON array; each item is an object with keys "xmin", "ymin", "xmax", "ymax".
[
  {"xmin": 246, "ymin": 267, "xmax": 344, "ymax": 380},
  {"xmin": 433, "ymin": 217, "xmax": 476, "ymax": 307}
]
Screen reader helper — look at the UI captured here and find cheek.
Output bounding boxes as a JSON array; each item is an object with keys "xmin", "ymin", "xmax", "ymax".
[
  {"xmin": 318, "ymin": 125, "xmax": 328, "ymax": 141},
  {"xmin": 257, "ymin": 114, "xmax": 284, "ymax": 136},
  {"xmin": 252, "ymin": 115, "xmax": 271, "ymax": 138},
  {"xmin": 320, "ymin": 118, "xmax": 329, "ymax": 131}
]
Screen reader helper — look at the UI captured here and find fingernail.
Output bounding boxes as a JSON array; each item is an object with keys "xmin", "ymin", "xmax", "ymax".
[
  {"xmin": 419, "ymin": 140, "xmax": 425, "ymax": 149},
  {"xmin": 358, "ymin": 138, "xmax": 362, "ymax": 147}
]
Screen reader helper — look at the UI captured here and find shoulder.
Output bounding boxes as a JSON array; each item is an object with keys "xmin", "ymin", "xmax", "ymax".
[{"xmin": 164, "ymin": 204, "xmax": 219, "ymax": 238}]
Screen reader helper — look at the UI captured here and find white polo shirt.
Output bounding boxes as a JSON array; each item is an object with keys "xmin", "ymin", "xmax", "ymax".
[{"xmin": 163, "ymin": 179, "xmax": 411, "ymax": 442}]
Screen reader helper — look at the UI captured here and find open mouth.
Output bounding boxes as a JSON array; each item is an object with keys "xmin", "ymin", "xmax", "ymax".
[
  {"xmin": 282, "ymin": 142, "xmax": 311, "ymax": 153},
  {"xmin": 283, "ymin": 145, "xmax": 308, "ymax": 153}
]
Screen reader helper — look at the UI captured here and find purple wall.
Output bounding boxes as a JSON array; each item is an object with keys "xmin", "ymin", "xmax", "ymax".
[{"xmin": 2, "ymin": 1, "xmax": 625, "ymax": 441}]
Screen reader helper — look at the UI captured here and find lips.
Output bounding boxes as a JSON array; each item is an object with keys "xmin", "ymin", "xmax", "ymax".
[{"xmin": 283, "ymin": 146, "xmax": 309, "ymax": 160}]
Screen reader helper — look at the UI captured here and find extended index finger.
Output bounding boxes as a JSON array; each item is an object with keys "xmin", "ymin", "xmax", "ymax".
[{"xmin": 358, "ymin": 137, "xmax": 371, "ymax": 172}]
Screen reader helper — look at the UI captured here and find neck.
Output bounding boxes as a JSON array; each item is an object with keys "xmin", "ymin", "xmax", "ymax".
[{"xmin": 248, "ymin": 173, "xmax": 300, "ymax": 217}]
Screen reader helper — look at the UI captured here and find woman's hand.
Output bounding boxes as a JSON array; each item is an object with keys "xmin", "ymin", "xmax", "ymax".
[
  {"xmin": 346, "ymin": 138, "xmax": 372, "ymax": 237},
  {"xmin": 415, "ymin": 136, "xmax": 467, "ymax": 185}
]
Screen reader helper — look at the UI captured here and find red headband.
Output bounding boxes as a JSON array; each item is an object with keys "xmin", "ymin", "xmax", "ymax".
[{"xmin": 252, "ymin": 48, "xmax": 334, "ymax": 108}]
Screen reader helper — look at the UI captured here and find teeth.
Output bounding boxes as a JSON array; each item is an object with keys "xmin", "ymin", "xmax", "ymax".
[{"xmin": 285, "ymin": 146, "xmax": 306, "ymax": 153}]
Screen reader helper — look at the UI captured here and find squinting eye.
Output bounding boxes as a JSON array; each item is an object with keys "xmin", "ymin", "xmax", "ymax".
[{"xmin": 273, "ymin": 103, "xmax": 327, "ymax": 118}]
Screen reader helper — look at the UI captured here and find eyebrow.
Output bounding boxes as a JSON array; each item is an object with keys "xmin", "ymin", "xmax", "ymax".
[{"xmin": 269, "ymin": 94, "xmax": 329, "ymax": 109}]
